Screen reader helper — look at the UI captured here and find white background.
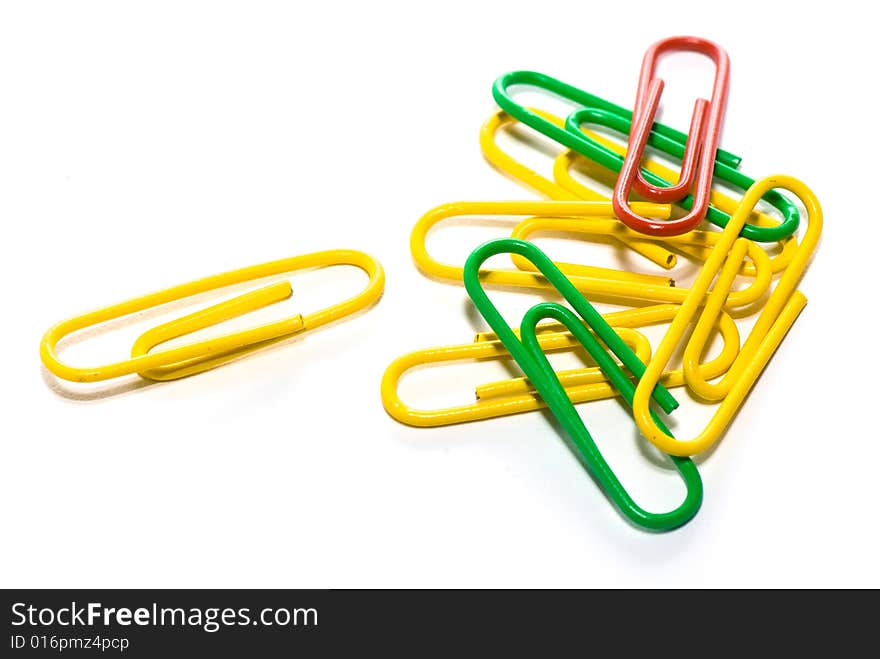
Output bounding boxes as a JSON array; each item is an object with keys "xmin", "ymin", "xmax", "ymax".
[{"xmin": 1, "ymin": 1, "xmax": 877, "ymax": 588}]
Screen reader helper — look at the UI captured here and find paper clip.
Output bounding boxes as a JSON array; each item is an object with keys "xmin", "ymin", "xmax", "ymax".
[
  {"xmin": 493, "ymin": 70, "xmax": 799, "ymax": 242},
  {"xmin": 411, "ymin": 199, "xmax": 677, "ymax": 293},
  {"xmin": 632, "ymin": 175, "xmax": 822, "ymax": 456},
  {"xmin": 613, "ymin": 37, "xmax": 730, "ymax": 236},
  {"xmin": 462, "ymin": 238, "xmax": 702, "ymax": 531},
  {"xmin": 411, "ymin": 201, "xmax": 772, "ymax": 309},
  {"xmin": 41, "ymin": 250, "xmax": 385, "ymax": 383},
  {"xmin": 381, "ymin": 303, "xmax": 739, "ymax": 427}
]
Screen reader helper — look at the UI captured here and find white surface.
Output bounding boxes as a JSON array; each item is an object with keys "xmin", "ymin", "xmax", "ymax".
[{"xmin": 1, "ymin": 0, "xmax": 877, "ymax": 588}]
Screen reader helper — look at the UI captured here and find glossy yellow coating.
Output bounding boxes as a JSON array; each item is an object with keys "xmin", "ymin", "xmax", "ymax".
[
  {"xmin": 411, "ymin": 199, "xmax": 679, "ymax": 293},
  {"xmin": 680, "ymin": 179, "xmax": 822, "ymax": 401},
  {"xmin": 131, "ymin": 281, "xmax": 300, "ymax": 381},
  {"xmin": 552, "ymin": 149, "xmax": 798, "ymax": 276},
  {"xmin": 411, "ymin": 202, "xmax": 771, "ymax": 309},
  {"xmin": 509, "ymin": 216, "xmax": 771, "ymax": 309},
  {"xmin": 40, "ymin": 250, "xmax": 385, "ymax": 383},
  {"xmin": 480, "ymin": 109, "xmax": 676, "ymax": 269},
  {"xmin": 381, "ymin": 304, "xmax": 739, "ymax": 427},
  {"xmin": 479, "ymin": 107, "xmax": 796, "ymax": 278},
  {"xmin": 631, "ymin": 176, "xmax": 821, "ymax": 456}
]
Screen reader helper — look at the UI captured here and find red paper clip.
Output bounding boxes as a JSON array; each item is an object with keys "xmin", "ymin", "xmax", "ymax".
[{"xmin": 613, "ymin": 36, "xmax": 730, "ymax": 237}]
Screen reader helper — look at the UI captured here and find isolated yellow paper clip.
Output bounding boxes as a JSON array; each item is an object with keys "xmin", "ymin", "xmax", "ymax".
[
  {"xmin": 40, "ymin": 250, "xmax": 385, "ymax": 383},
  {"xmin": 381, "ymin": 303, "xmax": 739, "ymax": 427},
  {"xmin": 632, "ymin": 175, "xmax": 821, "ymax": 456}
]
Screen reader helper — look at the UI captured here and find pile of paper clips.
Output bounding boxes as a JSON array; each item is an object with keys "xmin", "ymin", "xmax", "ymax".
[
  {"xmin": 381, "ymin": 36, "xmax": 821, "ymax": 531},
  {"xmin": 39, "ymin": 36, "xmax": 820, "ymax": 532}
]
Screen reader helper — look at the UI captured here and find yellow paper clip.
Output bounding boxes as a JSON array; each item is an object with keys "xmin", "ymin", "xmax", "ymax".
[
  {"xmin": 41, "ymin": 250, "xmax": 385, "ymax": 383},
  {"xmin": 631, "ymin": 175, "xmax": 821, "ymax": 456},
  {"xmin": 381, "ymin": 304, "xmax": 738, "ymax": 427},
  {"xmin": 411, "ymin": 201, "xmax": 771, "ymax": 309}
]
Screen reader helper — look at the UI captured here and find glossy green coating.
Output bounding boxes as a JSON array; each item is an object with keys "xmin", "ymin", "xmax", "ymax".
[
  {"xmin": 566, "ymin": 107, "xmax": 799, "ymax": 242},
  {"xmin": 492, "ymin": 70, "xmax": 799, "ymax": 243},
  {"xmin": 464, "ymin": 238, "xmax": 702, "ymax": 531},
  {"xmin": 493, "ymin": 70, "xmax": 742, "ymax": 169}
]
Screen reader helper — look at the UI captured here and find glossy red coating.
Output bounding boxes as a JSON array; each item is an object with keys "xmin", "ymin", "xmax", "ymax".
[{"xmin": 613, "ymin": 36, "xmax": 730, "ymax": 237}]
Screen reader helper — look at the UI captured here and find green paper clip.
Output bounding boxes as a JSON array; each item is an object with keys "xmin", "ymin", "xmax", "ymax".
[{"xmin": 464, "ymin": 238, "xmax": 702, "ymax": 531}]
